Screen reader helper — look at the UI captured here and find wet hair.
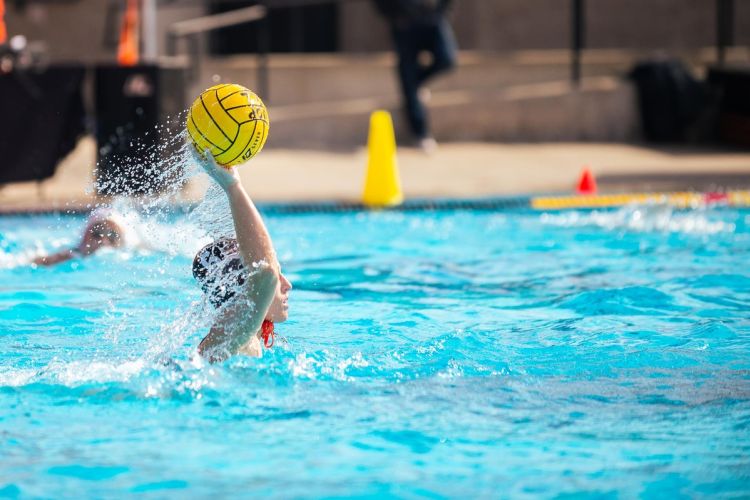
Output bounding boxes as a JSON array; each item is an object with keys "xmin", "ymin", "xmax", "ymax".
[{"xmin": 192, "ymin": 238, "xmax": 246, "ymax": 308}]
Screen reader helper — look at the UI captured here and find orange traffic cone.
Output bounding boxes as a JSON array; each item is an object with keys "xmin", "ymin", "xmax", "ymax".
[
  {"xmin": 0, "ymin": 0, "xmax": 7, "ymax": 45},
  {"xmin": 576, "ymin": 167, "xmax": 597, "ymax": 195},
  {"xmin": 117, "ymin": 0, "xmax": 140, "ymax": 66}
]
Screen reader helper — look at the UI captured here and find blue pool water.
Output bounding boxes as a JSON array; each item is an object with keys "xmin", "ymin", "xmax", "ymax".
[{"xmin": 1, "ymin": 205, "xmax": 749, "ymax": 498}]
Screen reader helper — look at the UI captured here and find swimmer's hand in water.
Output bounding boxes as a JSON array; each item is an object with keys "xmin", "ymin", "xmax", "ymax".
[{"xmin": 193, "ymin": 148, "xmax": 240, "ymax": 191}]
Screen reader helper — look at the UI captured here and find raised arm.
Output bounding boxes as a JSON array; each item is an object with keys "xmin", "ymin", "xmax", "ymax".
[{"xmin": 195, "ymin": 151, "xmax": 280, "ymax": 360}]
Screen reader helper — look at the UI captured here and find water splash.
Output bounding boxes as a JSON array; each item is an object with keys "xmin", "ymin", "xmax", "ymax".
[
  {"xmin": 95, "ymin": 125, "xmax": 238, "ymax": 362},
  {"xmin": 540, "ymin": 204, "xmax": 735, "ymax": 234},
  {"xmin": 3, "ymin": 116, "xmax": 242, "ymax": 369}
]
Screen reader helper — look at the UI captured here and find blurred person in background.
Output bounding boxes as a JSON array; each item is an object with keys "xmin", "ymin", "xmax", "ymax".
[
  {"xmin": 373, "ymin": 0, "xmax": 456, "ymax": 152},
  {"xmin": 31, "ymin": 208, "xmax": 131, "ymax": 266}
]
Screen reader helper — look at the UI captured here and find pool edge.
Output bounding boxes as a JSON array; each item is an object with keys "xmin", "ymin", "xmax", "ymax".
[{"xmin": 1, "ymin": 190, "xmax": 749, "ymax": 216}]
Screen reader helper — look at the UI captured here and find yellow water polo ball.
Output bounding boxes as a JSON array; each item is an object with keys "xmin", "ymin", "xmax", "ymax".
[{"xmin": 186, "ymin": 83, "xmax": 269, "ymax": 167}]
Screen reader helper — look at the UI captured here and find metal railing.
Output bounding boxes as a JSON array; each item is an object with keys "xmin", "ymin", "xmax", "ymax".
[
  {"xmin": 166, "ymin": 0, "xmax": 739, "ymax": 95},
  {"xmin": 166, "ymin": 4, "xmax": 268, "ymax": 92},
  {"xmin": 570, "ymin": 0, "xmax": 737, "ymax": 87},
  {"xmin": 716, "ymin": 0, "xmax": 735, "ymax": 65},
  {"xmin": 571, "ymin": 0, "xmax": 585, "ymax": 85},
  {"xmin": 166, "ymin": 0, "xmax": 364, "ymax": 101}
]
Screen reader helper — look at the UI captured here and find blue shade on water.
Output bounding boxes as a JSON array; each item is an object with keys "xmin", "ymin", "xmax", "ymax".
[{"xmin": 1, "ymin": 205, "xmax": 749, "ymax": 498}]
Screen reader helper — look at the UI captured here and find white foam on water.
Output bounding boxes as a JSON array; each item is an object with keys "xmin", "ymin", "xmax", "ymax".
[
  {"xmin": 0, "ymin": 356, "xmax": 221, "ymax": 402},
  {"xmin": 0, "ymin": 224, "xmax": 78, "ymax": 269},
  {"xmin": 285, "ymin": 350, "xmax": 371, "ymax": 382},
  {"xmin": 540, "ymin": 204, "xmax": 735, "ymax": 235},
  {"xmin": 0, "ymin": 367, "xmax": 37, "ymax": 387},
  {"xmin": 114, "ymin": 200, "xmax": 213, "ymax": 258},
  {"xmin": 0, "ymin": 247, "xmax": 38, "ymax": 270},
  {"xmin": 0, "ymin": 358, "xmax": 145, "ymax": 387},
  {"xmin": 51, "ymin": 358, "xmax": 147, "ymax": 385}
]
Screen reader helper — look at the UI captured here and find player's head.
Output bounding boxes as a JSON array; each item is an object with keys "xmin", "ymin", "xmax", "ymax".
[
  {"xmin": 192, "ymin": 238, "xmax": 291, "ymax": 321},
  {"xmin": 193, "ymin": 238, "xmax": 245, "ymax": 308}
]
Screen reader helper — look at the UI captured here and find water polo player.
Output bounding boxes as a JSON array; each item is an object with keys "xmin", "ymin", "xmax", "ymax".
[
  {"xmin": 191, "ymin": 150, "xmax": 291, "ymax": 362},
  {"xmin": 32, "ymin": 207, "xmax": 132, "ymax": 266}
]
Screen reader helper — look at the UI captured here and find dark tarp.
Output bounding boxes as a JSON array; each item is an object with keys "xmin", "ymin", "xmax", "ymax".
[
  {"xmin": 629, "ymin": 59, "xmax": 709, "ymax": 143},
  {"xmin": 0, "ymin": 65, "xmax": 86, "ymax": 184}
]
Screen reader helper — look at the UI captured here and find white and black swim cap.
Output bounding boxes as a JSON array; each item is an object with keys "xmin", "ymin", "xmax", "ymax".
[{"xmin": 192, "ymin": 238, "xmax": 246, "ymax": 307}]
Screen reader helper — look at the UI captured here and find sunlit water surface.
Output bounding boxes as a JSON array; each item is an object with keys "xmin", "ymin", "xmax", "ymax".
[{"xmin": 1, "ymin": 205, "xmax": 749, "ymax": 498}]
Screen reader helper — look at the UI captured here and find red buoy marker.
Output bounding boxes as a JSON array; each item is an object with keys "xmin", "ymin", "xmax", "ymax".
[{"xmin": 576, "ymin": 167, "xmax": 597, "ymax": 195}]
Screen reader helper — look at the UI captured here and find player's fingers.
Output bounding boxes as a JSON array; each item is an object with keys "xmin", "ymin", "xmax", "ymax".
[{"xmin": 204, "ymin": 149, "xmax": 225, "ymax": 170}]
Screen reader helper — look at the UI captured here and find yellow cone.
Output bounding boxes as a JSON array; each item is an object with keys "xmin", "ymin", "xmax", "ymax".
[{"xmin": 363, "ymin": 110, "xmax": 403, "ymax": 207}]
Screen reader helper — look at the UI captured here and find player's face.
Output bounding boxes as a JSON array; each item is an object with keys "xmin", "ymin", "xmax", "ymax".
[
  {"xmin": 266, "ymin": 271, "xmax": 292, "ymax": 323},
  {"xmin": 79, "ymin": 220, "xmax": 122, "ymax": 255}
]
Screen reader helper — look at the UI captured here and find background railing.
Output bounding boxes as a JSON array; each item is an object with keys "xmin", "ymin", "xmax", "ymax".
[
  {"xmin": 164, "ymin": 0, "xmax": 740, "ymax": 100},
  {"xmin": 716, "ymin": 0, "xmax": 735, "ymax": 65},
  {"xmin": 570, "ymin": 0, "xmax": 737, "ymax": 87},
  {"xmin": 166, "ymin": 4, "xmax": 267, "ymax": 88},
  {"xmin": 165, "ymin": 0, "xmax": 366, "ymax": 100}
]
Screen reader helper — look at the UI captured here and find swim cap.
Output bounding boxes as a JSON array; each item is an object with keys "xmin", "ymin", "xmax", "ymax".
[
  {"xmin": 193, "ymin": 238, "xmax": 246, "ymax": 307},
  {"xmin": 86, "ymin": 206, "xmax": 136, "ymax": 247}
]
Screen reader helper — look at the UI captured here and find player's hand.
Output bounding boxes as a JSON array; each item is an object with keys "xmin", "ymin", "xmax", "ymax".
[{"xmin": 193, "ymin": 148, "xmax": 241, "ymax": 190}]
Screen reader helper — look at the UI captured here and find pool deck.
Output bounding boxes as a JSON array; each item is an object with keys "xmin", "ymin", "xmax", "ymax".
[{"xmin": 1, "ymin": 137, "xmax": 749, "ymax": 213}]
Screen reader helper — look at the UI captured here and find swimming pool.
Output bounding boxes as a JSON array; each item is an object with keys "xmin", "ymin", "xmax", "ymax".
[{"xmin": 1, "ymin": 204, "xmax": 749, "ymax": 497}]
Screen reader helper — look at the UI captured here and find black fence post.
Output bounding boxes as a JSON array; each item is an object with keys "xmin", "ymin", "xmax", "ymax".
[
  {"xmin": 290, "ymin": 7, "xmax": 304, "ymax": 52},
  {"xmin": 571, "ymin": 0, "xmax": 585, "ymax": 86},
  {"xmin": 257, "ymin": 4, "xmax": 271, "ymax": 103},
  {"xmin": 188, "ymin": 34, "xmax": 200, "ymax": 82},
  {"xmin": 717, "ymin": 0, "xmax": 735, "ymax": 66}
]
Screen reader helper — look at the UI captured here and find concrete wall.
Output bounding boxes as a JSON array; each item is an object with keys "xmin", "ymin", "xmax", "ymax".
[
  {"xmin": 4, "ymin": 1, "xmax": 112, "ymax": 63},
  {"xmin": 155, "ymin": 4, "xmax": 207, "ymax": 57},
  {"xmin": 3, "ymin": 0, "xmax": 205, "ymax": 63},
  {"xmin": 4, "ymin": 0, "xmax": 749, "ymax": 61},
  {"xmin": 340, "ymin": 0, "xmax": 750, "ymax": 52}
]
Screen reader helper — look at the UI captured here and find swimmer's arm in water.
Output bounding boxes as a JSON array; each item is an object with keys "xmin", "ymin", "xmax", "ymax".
[
  {"xmin": 31, "ymin": 249, "xmax": 78, "ymax": 266},
  {"xmin": 195, "ymin": 150, "xmax": 280, "ymax": 361}
]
